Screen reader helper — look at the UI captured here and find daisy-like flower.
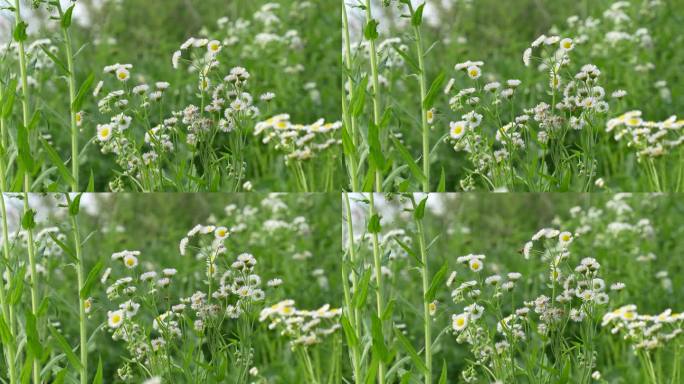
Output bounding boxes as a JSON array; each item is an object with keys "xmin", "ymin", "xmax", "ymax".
[
  {"xmin": 452, "ymin": 313, "xmax": 469, "ymax": 331},
  {"xmin": 468, "ymin": 258, "xmax": 484, "ymax": 272},
  {"xmin": 84, "ymin": 297, "xmax": 92, "ymax": 314},
  {"xmin": 123, "ymin": 254, "xmax": 138, "ymax": 269},
  {"xmin": 172, "ymin": 50, "xmax": 182, "ymax": 69},
  {"xmin": 427, "ymin": 108, "xmax": 435, "ymax": 124},
  {"xmin": 558, "ymin": 231, "xmax": 573, "ymax": 247},
  {"xmin": 207, "ymin": 40, "xmax": 222, "ymax": 55},
  {"xmin": 611, "ymin": 89, "xmax": 627, "ymax": 99},
  {"xmin": 214, "ymin": 226, "xmax": 229, "ymax": 239},
  {"xmin": 523, "ymin": 48, "xmax": 532, "ymax": 67},
  {"xmin": 428, "ymin": 301, "xmax": 437, "ymax": 316},
  {"xmin": 96, "ymin": 124, "xmax": 113, "ymax": 142},
  {"xmin": 449, "ymin": 121, "xmax": 467, "ymax": 140},
  {"xmin": 115, "ymin": 67, "xmax": 130, "ymax": 82},
  {"xmin": 465, "ymin": 303, "xmax": 484, "ymax": 320},
  {"xmin": 463, "ymin": 111, "xmax": 483, "ymax": 128},
  {"xmin": 108, "ymin": 310, "xmax": 125, "ymax": 328},
  {"xmin": 75, "ymin": 111, "xmax": 84, "ymax": 127},
  {"xmin": 559, "ymin": 38, "xmax": 574, "ymax": 51},
  {"xmin": 466, "ymin": 65, "xmax": 481, "ymax": 80}
]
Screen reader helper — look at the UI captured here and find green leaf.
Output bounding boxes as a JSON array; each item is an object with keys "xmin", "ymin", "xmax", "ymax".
[
  {"xmin": 92, "ymin": 357, "xmax": 103, "ymax": 384},
  {"xmin": 423, "ymin": 71, "xmax": 446, "ymax": 110},
  {"xmin": 364, "ymin": 19, "xmax": 379, "ymax": 40},
  {"xmin": 391, "ymin": 137, "xmax": 426, "ymax": 186},
  {"xmin": 367, "ymin": 214, "xmax": 381, "ymax": 233},
  {"xmin": 40, "ymin": 138, "xmax": 76, "ymax": 186},
  {"xmin": 395, "ymin": 328, "xmax": 428, "ymax": 374},
  {"xmin": 53, "ymin": 369, "xmax": 68, "ymax": 384},
  {"xmin": 13, "ymin": 21, "xmax": 27, "ymax": 42},
  {"xmin": 411, "ymin": 3, "xmax": 425, "ymax": 27},
  {"xmin": 437, "ymin": 167, "xmax": 446, "ymax": 192},
  {"xmin": 351, "ymin": 77, "xmax": 367, "ymax": 117},
  {"xmin": 10, "ymin": 267, "xmax": 25, "ymax": 305},
  {"xmin": 72, "ymin": 73, "xmax": 94, "ymax": 112},
  {"xmin": 61, "ymin": 4, "xmax": 74, "ymax": 29},
  {"xmin": 0, "ymin": 315, "xmax": 11, "ymax": 345},
  {"xmin": 341, "ymin": 124, "xmax": 356, "ymax": 157},
  {"xmin": 49, "ymin": 326, "xmax": 82, "ymax": 371},
  {"xmin": 352, "ymin": 268, "xmax": 371, "ymax": 309},
  {"xmin": 87, "ymin": 170, "xmax": 95, "ymax": 192},
  {"xmin": 69, "ymin": 193, "xmax": 82, "ymax": 216},
  {"xmin": 49, "ymin": 233, "xmax": 77, "ymax": 263},
  {"xmin": 394, "ymin": 236, "xmax": 423, "ymax": 266},
  {"xmin": 370, "ymin": 313, "xmax": 390, "ymax": 363},
  {"xmin": 80, "ymin": 260, "xmax": 104, "ymax": 299},
  {"xmin": 438, "ymin": 360, "xmax": 447, "ymax": 384},
  {"xmin": 382, "ymin": 298, "xmax": 395, "ymax": 321},
  {"xmin": 414, "ymin": 196, "xmax": 428, "ymax": 220},
  {"xmin": 1, "ymin": 79, "xmax": 17, "ymax": 118},
  {"xmin": 39, "ymin": 44, "xmax": 69, "ymax": 75},
  {"xmin": 21, "ymin": 208, "xmax": 36, "ymax": 230},
  {"xmin": 368, "ymin": 121, "xmax": 386, "ymax": 171},
  {"xmin": 17, "ymin": 123, "xmax": 36, "ymax": 174},
  {"xmin": 340, "ymin": 315, "xmax": 358, "ymax": 349},
  {"xmin": 425, "ymin": 261, "xmax": 449, "ymax": 302},
  {"xmin": 25, "ymin": 312, "xmax": 42, "ymax": 359},
  {"xmin": 392, "ymin": 45, "xmax": 420, "ymax": 74}
]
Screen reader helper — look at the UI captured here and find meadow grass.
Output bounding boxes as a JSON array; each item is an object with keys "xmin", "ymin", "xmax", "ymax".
[
  {"xmin": 342, "ymin": 193, "xmax": 684, "ymax": 383},
  {"xmin": 0, "ymin": 193, "xmax": 343, "ymax": 383},
  {"xmin": 342, "ymin": 0, "xmax": 684, "ymax": 192},
  {"xmin": 0, "ymin": 0, "xmax": 341, "ymax": 192}
]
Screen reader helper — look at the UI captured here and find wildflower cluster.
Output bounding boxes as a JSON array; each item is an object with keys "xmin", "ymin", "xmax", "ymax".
[{"xmin": 259, "ymin": 300, "xmax": 342, "ymax": 348}]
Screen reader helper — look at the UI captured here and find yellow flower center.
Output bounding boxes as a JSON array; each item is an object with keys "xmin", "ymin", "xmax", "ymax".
[
  {"xmin": 113, "ymin": 314, "xmax": 121, "ymax": 323},
  {"xmin": 457, "ymin": 318, "xmax": 465, "ymax": 326},
  {"xmin": 469, "ymin": 69, "xmax": 478, "ymax": 77}
]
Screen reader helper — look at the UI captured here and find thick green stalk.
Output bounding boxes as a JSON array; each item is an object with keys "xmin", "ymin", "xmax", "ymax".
[
  {"xmin": 342, "ymin": 6, "xmax": 359, "ymax": 191},
  {"xmin": 413, "ymin": 197, "xmax": 432, "ymax": 383},
  {"xmin": 342, "ymin": 193, "xmax": 362, "ymax": 383},
  {"xmin": 413, "ymin": 24, "xmax": 430, "ymax": 192},
  {"xmin": 368, "ymin": 193, "xmax": 385, "ymax": 384},
  {"xmin": 364, "ymin": 0, "xmax": 382, "ymax": 192},
  {"xmin": 69, "ymin": 210, "xmax": 87, "ymax": 384},
  {"xmin": 0, "ymin": 192, "xmax": 17, "ymax": 384}
]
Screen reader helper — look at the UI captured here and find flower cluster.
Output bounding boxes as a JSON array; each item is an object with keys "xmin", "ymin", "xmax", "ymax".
[
  {"xmin": 259, "ymin": 300, "xmax": 341, "ymax": 348},
  {"xmin": 254, "ymin": 114, "xmax": 341, "ymax": 163},
  {"xmin": 602, "ymin": 305, "xmax": 683, "ymax": 351},
  {"xmin": 607, "ymin": 111, "xmax": 684, "ymax": 159}
]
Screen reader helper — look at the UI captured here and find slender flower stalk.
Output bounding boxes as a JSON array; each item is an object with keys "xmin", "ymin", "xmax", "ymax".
[
  {"xmin": 363, "ymin": 0, "xmax": 383, "ymax": 191},
  {"xmin": 368, "ymin": 192, "xmax": 386, "ymax": 384},
  {"xmin": 342, "ymin": 6, "xmax": 359, "ymax": 191},
  {"xmin": 342, "ymin": 193, "xmax": 362, "ymax": 383},
  {"xmin": 411, "ymin": 195, "xmax": 432, "ymax": 382},
  {"xmin": 59, "ymin": 4, "xmax": 80, "ymax": 191},
  {"xmin": 409, "ymin": 4, "xmax": 431, "ymax": 192},
  {"xmin": 13, "ymin": 0, "xmax": 41, "ymax": 380},
  {"xmin": 67, "ymin": 194, "xmax": 88, "ymax": 384},
  {"xmin": 0, "ymin": 193, "xmax": 17, "ymax": 384}
]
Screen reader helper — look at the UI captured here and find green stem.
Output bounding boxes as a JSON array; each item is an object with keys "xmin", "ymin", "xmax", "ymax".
[
  {"xmin": 343, "ymin": 193, "xmax": 362, "ymax": 383},
  {"xmin": 412, "ymin": 197, "xmax": 432, "ymax": 383},
  {"xmin": 342, "ymin": 5, "xmax": 359, "ymax": 192},
  {"xmin": 0, "ymin": 192, "xmax": 17, "ymax": 384},
  {"xmin": 63, "ymin": 26, "xmax": 79, "ymax": 191},
  {"xmin": 413, "ymin": 20, "xmax": 430, "ymax": 192},
  {"xmin": 364, "ymin": 0, "xmax": 382, "ymax": 192},
  {"xmin": 369, "ymin": 193, "xmax": 386, "ymax": 384},
  {"xmin": 69, "ymin": 206, "xmax": 87, "ymax": 384}
]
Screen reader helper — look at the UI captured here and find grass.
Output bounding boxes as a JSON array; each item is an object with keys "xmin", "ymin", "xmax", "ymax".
[
  {"xmin": 0, "ymin": 192, "xmax": 342, "ymax": 383},
  {"xmin": 342, "ymin": 192, "xmax": 684, "ymax": 383},
  {"xmin": 342, "ymin": 0, "xmax": 684, "ymax": 192},
  {"xmin": 0, "ymin": 0, "xmax": 341, "ymax": 192}
]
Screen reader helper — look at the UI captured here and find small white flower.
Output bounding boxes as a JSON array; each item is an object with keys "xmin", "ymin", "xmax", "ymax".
[
  {"xmin": 560, "ymin": 38, "xmax": 574, "ymax": 51},
  {"xmin": 452, "ymin": 313, "xmax": 469, "ymax": 331},
  {"xmin": 108, "ymin": 310, "xmax": 125, "ymax": 328},
  {"xmin": 449, "ymin": 121, "xmax": 467, "ymax": 140},
  {"xmin": 115, "ymin": 67, "xmax": 130, "ymax": 82},
  {"xmin": 558, "ymin": 231, "xmax": 573, "ymax": 247},
  {"xmin": 466, "ymin": 65, "xmax": 481, "ymax": 80},
  {"xmin": 468, "ymin": 258, "xmax": 483, "ymax": 272},
  {"xmin": 123, "ymin": 254, "xmax": 138, "ymax": 269},
  {"xmin": 96, "ymin": 124, "xmax": 113, "ymax": 142},
  {"xmin": 523, "ymin": 48, "xmax": 532, "ymax": 67}
]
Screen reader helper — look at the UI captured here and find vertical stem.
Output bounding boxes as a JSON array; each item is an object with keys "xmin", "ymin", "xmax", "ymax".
[
  {"xmin": 69, "ymin": 206, "xmax": 87, "ymax": 384},
  {"xmin": 342, "ymin": 193, "xmax": 362, "ymax": 383},
  {"xmin": 64, "ymin": 27, "xmax": 79, "ymax": 191},
  {"xmin": 368, "ymin": 193, "xmax": 385, "ymax": 384},
  {"xmin": 342, "ymin": 5, "xmax": 359, "ymax": 191},
  {"xmin": 0, "ymin": 192, "xmax": 17, "ymax": 384},
  {"xmin": 364, "ymin": 0, "xmax": 382, "ymax": 192},
  {"xmin": 413, "ymin": 23, "xmax": 430, "ymax": 192},
  {"xmin": 413, "ymin": 197, "xmax": 432, "ymax": 383},
  {"xmin": 13, "ymin": 1, "xmax": 40, "ymax": 382}
]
